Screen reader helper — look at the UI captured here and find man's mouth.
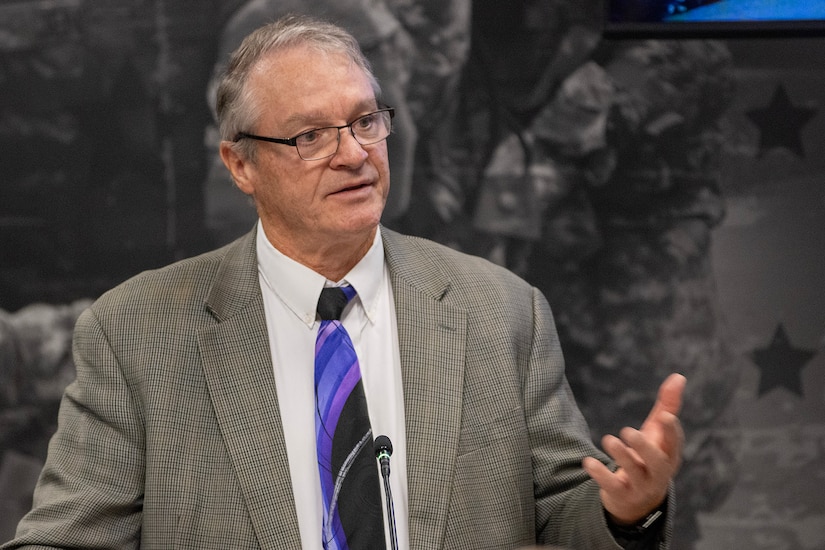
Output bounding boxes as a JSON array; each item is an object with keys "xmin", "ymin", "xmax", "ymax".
[{"xmin": 333, "ymin": 182, "xmax": 370, "ymax": 194}]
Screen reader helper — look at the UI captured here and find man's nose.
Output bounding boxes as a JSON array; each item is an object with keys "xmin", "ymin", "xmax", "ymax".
[{"xmin": 331, "ymin": 127, "xmax": 369, "ymax": 164}]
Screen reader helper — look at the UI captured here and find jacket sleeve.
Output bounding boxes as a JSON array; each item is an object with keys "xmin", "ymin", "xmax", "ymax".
[{"xmin": 527, "ymin": 286, "xmax": 673, "ymax": 549}]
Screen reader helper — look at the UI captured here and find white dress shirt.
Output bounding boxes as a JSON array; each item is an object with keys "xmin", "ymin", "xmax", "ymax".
[{"xmin": 256, "ymin": 222, "xmax": 409, "ymax": 549}]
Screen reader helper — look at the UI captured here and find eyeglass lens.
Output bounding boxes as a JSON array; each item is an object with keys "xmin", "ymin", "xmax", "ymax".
[{"xmin": 295, "ymin": 110, "xmax": 392, "ymax": 160}]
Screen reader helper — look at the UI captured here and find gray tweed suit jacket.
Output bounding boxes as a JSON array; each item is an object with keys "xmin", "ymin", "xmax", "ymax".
[{"xmin": 4, "ymin": 227, "xmax": 656, "ymax": 549}]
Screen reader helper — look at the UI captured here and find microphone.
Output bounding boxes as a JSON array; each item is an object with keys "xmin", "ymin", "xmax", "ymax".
[
  {"xmin": 374, "ymin": 435, "xmax": 398, "ymax": 550},
  {"xmin": 375, "ymin": 435, "xmax": 392, "ymax": 477}
]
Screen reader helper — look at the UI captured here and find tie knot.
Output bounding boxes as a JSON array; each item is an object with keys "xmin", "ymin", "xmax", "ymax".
[{"xmin": 317, "ymin": 286, "xmax": 355, "ymax": 320}]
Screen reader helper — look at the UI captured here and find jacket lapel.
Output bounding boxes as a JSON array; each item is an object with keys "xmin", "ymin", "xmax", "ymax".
[
  {"xmin": 197, "ymin": 230, "xmax": 302, "ymax": 549},
  {"xmin": 383, "ymin": 229, "xmax": 467, "ymax": 550}
]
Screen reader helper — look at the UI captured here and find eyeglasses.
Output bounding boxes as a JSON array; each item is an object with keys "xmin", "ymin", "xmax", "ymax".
[{"xmin": 234, "ymin": 107, "xmax": 394, "ymax": 161}]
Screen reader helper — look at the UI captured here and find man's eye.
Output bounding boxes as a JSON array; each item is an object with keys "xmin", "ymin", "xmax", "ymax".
[
  {"xmin": 297, "ymin": 130, "xmax": 322, "ymax": 145},
  {"xmin": 356, "ymin": 114, "xmax": 376, "ymax": 130}
]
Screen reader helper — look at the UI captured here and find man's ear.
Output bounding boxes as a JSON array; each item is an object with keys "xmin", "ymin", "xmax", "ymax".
[{"xmin": 219, "ymin": 141, "xmax": 255, "ymax": 196}]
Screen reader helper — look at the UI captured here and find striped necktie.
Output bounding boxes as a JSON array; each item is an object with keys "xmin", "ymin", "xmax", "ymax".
[{"xmin": 314, "ymin": 286, "xmax": 386, "ymax": 549}]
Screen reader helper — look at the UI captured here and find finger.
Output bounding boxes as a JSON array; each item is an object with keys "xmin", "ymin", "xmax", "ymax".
[
  {"xmin": 655, "ymin": 411, "xmax": 685, "ymax": 465},
  {"xmin": 642, "ymin": 373, "xmax": 686, "ymax": 431},
  {"xmin": 622, "ymin": 426, "xmax": 672, "ymax": 478},
  {"xmin": 657, "ymin": 373, "xmax": 687, "ymax": 415},
  {"xmin": 582, "ymin": 456, "xmax": 625, "ymax": 493},
  {"xmin": 621, "ymin": 420, "xmax": 684, "ymax": 488},
  {"xmin": 604, "ymin": 432, "xmax": 647, "ymax": 478}
]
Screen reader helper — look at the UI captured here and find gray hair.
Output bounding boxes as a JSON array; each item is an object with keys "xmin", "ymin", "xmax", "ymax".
[{"xmin": 216, "ymin": 14, "xmax": 381, "ymax": 160}]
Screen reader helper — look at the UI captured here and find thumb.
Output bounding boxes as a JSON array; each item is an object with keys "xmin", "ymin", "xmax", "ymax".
[{"xmin": 643, "ymin": 373, "xmax": 686, "ymax": 430}]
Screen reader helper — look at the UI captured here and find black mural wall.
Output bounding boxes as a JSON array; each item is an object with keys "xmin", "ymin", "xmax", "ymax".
[{"xmin": 1, "ymin": 1, "xmax": 823, "ymax": 549}]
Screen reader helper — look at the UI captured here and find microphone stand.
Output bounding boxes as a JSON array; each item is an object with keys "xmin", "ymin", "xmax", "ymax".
[{"xmin": 375, "ymin": 435, "xmax": 399, "ymax": 550}]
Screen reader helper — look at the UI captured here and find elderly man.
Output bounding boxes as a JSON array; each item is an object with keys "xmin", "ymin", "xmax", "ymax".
[{"xmin": 3, "ymin": 15, "xmax": 684, "ymax": 550}]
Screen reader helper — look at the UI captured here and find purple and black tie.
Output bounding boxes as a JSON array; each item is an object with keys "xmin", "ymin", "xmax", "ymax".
[{"xmin": 314, "ymin": 286, "xmax": 386, "ymax": 550}]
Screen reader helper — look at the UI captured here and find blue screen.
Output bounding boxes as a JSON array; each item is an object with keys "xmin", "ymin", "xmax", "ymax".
[{"xmin": 606, "ymin": 0, "xmax": 825, "ymax": 36}]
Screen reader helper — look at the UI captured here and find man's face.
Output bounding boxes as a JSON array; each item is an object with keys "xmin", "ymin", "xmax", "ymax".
[{"xmin": 223, "ymin": 45, "xmax": 390, "ymax": 258}]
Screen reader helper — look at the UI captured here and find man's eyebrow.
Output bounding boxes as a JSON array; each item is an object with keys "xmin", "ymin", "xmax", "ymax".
[
  {"xmin": 282, "ymin": 110, "xmax": 328, "ymax": 129},
  {"xmin": 282, "ymin": 101, "xmax": 379, "ymax": 130}
]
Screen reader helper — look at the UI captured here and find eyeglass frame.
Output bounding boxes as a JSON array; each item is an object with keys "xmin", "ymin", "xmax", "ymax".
[{"xmin": 233, "ymin": 107, "xmax": 395, "ymax": 161}]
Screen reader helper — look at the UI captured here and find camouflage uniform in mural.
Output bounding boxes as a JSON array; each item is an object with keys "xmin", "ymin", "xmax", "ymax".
[
  {"xmin": 412, "ymin": 1, "xmax": 741, "ymax": 547},
  {"xmin": 523, "ymin": 40, "xmax": 742, "ymax": 549}
]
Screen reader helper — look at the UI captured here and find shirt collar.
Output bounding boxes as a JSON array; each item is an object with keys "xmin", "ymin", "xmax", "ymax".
[{"xmin": 256, "ymin": 222, "xmax": 385, "ymax": 327}]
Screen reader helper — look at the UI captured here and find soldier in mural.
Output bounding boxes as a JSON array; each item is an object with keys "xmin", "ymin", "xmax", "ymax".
[
  {"xmin": 281, "ymin": 8, "xmax": 759, "ymax": 546},
  {"xmin": 528, "ymin": 40, "xmax": 741, "ymax": 550},
  {"xmin": 404, "ymin": 1, "xmax": 742, "ymax": 548}
]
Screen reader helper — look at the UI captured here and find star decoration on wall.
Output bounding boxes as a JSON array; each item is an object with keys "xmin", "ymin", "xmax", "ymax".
[
  {"xmin": 746, "ymin": 84, "xmax": 817, "ymax": 159},
  {"xmin": 750, "ymin": 323, "xmax": 815, "ymax": 397}
]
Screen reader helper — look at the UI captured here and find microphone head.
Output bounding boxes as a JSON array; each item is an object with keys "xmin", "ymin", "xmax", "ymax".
[{"xmin": 374, "ymin": 435, "xmax": 393, "ymax": 457}]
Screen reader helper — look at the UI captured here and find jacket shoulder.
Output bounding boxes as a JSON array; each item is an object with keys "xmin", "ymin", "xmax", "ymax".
[
  {"xmin": 383, "ymin": 228, "xmax": 531, "ymax": 290},
  {"xmin": 90, "ymin": 233, "xmax": 252, "ymax": 317}
]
